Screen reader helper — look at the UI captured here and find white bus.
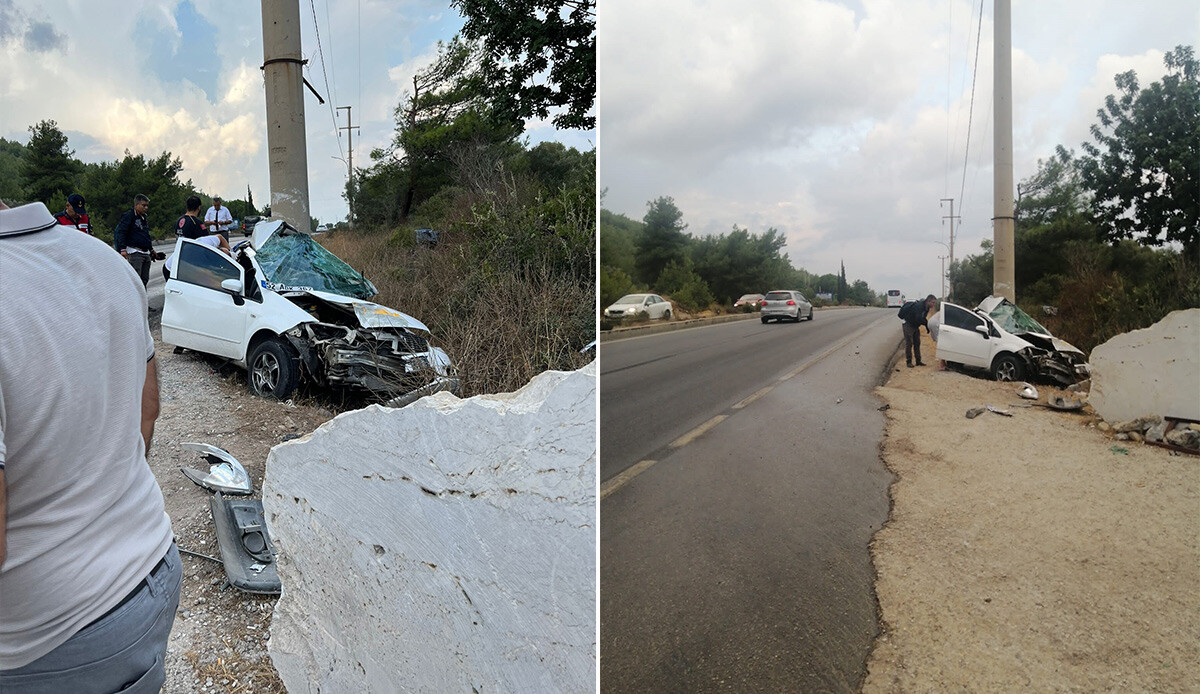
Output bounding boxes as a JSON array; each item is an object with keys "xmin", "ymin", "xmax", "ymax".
[{"xmin": 886, "ymin": 289, "xmax": 904, "ymax": 308}]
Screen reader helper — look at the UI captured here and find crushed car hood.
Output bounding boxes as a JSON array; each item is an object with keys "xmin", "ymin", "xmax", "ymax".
[
  {"xmin": 976, "ymin": 295, "xmax": 1085, "ymax": 355},
  {"xmin": 299, "ymin": 290, "xmax": 430, "ymax": 333}
]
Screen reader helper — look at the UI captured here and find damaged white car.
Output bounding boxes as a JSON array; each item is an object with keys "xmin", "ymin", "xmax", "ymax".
[
  {"xmin": 162, "ymin": 220, "xmax": 458, "ymax": 406},
  {"xmin": 936, "ymin": 296, "xmax": 1090, "ymax": 385}
]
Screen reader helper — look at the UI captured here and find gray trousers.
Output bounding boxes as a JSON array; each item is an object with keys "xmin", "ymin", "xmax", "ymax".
[
  {"xmin": 127, "ymin": 252, "xmax": 152, "ymax": 287},
  {"xmin": 0, "ymin": 543, "xmax": 182, "ymax": 693},
  {"xmin": 903, "ymin": 322, "xmax": 922, "ymax": 364}
]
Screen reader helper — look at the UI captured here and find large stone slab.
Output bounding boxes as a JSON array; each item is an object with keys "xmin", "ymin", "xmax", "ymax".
[
  {"xmin": 1089, "ymin": 309, "xmax": 1199, "ymax": 423},
  {"xmin": 263, "ymin": 363, "xmax": 596, "ymax": 692}
]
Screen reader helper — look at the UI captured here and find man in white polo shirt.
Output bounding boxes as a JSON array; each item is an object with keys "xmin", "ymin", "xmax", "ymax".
[
  {"xmin": 0, "ymin": 201, "xmax": 180, "ymax": 692},
  {"xmin": 204, "ymin": 195, "xmax": 235, "ymax": 240}
]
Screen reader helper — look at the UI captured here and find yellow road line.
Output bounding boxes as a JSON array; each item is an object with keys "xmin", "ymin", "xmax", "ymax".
[
  {"xmin": 733, "ymin": 386, "xmax": 773, "ymax": 409},
  {"xmin": 670, "ymin": 415, "xmax": 727, "ymax": 448},
  {"xmin": 600, "ymin": 460, "xmax": 657, "ymax": 500}
]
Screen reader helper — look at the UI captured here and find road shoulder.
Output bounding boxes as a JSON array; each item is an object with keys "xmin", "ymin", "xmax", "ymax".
[{"xmin": 865, "ymin": 332, "xmax": 1199, "ymax": 690}]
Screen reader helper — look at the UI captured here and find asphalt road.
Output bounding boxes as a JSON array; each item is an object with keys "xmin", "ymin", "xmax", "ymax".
[{"xmin": 600, "ymin": 308, "xmax": 900, "ymax": 692}]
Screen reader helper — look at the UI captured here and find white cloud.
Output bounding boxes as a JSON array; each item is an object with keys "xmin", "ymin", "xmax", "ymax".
[{"xmin": 601, "ymin": 0, "xmax": 1199, "ymax": 296}]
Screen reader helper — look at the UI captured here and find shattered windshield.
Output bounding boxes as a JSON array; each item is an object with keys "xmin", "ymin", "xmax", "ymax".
[
  {"xmin": 987, "ymin": 300, "xmax": 1050, "ymax": 336},
  {"xmin": 254, "ymin": 231, "xmax": 377, "ymax": 299}
]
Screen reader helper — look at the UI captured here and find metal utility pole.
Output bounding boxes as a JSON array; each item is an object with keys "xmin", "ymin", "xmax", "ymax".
[
  {"xmin": 940, "ymin": 198, "xmax": 960, "ymax": 299},
  {"xmin": 336, "ymin": 105, "xmax": 360, "ymax": 229},
  {"xmin": 993, "ymin": 0, "xmax": 1016, "ymax": 300},
  {"xmin": 261, "ymin": 0, "xmax": 311, "ymax": 233}
]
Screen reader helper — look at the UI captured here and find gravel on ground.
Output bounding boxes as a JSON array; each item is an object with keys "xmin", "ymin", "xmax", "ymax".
[{"xmin": 864, "ymin": 331, "xmax": 1199, "ymax": 692}]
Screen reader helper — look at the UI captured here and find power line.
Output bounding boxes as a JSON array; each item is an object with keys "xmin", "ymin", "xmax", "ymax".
[
  {"xmin": 307, "ymin": 0, "xmax": 344, "ymax": 162},
  {"xmin": 958, "ymin": 0, "xmax": 985, "ymax": 212}
]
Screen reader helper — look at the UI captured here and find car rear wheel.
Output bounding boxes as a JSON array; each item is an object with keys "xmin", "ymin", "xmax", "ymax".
[
  {"xmin": 992, "ymin": 353, "xmax": 1024, "ymax": 382},
  {"xmin": 663, "ymin": 309, "xmax": 672, "ymax": 320},
  {"xmin": 248, "ymin": 337, "xmax": 300, "ymax": 400},
  {"xmin": 761, "ymin": 316, "xmax": 769, "ymax": 324},
  {"xmin": 808, "ymin": 309, "xmax": 814, "ymax": 321}
]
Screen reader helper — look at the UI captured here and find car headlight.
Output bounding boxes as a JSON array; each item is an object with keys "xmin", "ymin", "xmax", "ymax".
[{"xmin": 626, "ymin": 307, "xmax": 637, "ymax": 313}]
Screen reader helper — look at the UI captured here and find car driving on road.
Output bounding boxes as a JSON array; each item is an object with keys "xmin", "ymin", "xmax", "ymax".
[
  {"xmin": 161, "ymin": 219, "xmax": 459, "ymax": 406},
  {"xmin": 604, "ymin": 294, "xmax": 673, "ymax": 321},
  {"xmin": 936, "ymin": 296, "xmax": 1090, "ymax": 384},
  {"xmin": 734, "ymin": 293, "xmax": 765, "ymax": 309},
  {"xmin": 760, "ymin": 290, "xmax": 813, "ymax": 323}
]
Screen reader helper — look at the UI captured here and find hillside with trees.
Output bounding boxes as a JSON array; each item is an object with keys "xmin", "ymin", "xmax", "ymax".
[
  {"xmin": 949, "ymin": 45, "xmax": 1199, "ymax": 353},
  {"xmin": 600, "ymin": 197, "xmax": 882, "ymax": 319}
]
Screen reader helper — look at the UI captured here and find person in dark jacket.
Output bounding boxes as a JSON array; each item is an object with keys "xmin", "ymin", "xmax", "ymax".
[
  {"xmin": 113, "ymin": 194, "xmax": 154, "ymax": 287},
  {"xmin": 899, "ymin": 294, "xmax": 938, "ymax": 367}
]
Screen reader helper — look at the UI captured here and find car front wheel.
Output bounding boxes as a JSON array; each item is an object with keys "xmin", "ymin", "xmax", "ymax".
[
  {"xmin": 248, "ymin": 337, "xmax": 301, "ymax": 399},
  {"xmin": 992, "ymin": 353, "xmax": 1024, "ymax": 382}
]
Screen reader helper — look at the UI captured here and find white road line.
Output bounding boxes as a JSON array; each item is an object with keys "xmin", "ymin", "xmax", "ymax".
[
  {"xmin": 600, "ymin": 460, "xmax": 657, "ymax": 500},
  {"xmin": 670, "ymin": 415, "xmax": 727, "ymax": 448}
]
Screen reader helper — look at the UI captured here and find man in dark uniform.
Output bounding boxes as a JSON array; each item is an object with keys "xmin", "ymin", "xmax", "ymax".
[
  {"xmin": 898, "ymin": 294, "xmax": 938, "ymax": 367},
  {"xmin": 113, "ymin": 194, "xmax": 154, "ymax": 287},
  {"xmin": 175, "ymin": 195, "xmax": 208, "ymax": 239},
  {"xmin": 54, "ymin": 194, "xmax": 91, "ymax": 234}
]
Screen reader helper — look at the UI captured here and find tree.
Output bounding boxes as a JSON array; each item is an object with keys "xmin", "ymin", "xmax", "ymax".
[
  {"xmin": 1079, "ymin": 45, "xmax": 1199, "ymax": 253},
  {"xmin": 450, "ymin": 0, "xmax": 595, "ymax": 129},
  {"xmin": 635, "ymin": 197, "xmax": 688, "ymax": 286},
  {"xmin": 655, "ymin": 257, "xmax": 714, "ymax": 312},
  {"xmin": 378, "ymin": 36, "xmax": 521, "ymax": 222},
  {"xmin": 0, "ymin": 137, "xmax": 27, "ymax": 203},
  {"xmin": 23, "ymin": 120, "xmax": 80, "ymax": 204},
  {"xmin": 837, "ymin": 261, "xmax": 847, "ymax": 304}
]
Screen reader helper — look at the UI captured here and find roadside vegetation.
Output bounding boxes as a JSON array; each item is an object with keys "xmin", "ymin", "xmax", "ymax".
[
  {"xmin": 600, "ymin": 198, "xmax": 882, "ymax": 329},
  {"xmin": 0, "ymin": 120, "xmax": 263, "ymax": 243},
  {"xmin": 2, "ymin": 7, "xmax": 597, "ymax": 402},
  {"xmin": 949, "ymin": 45, "xmax": 1199, "ymax": 353}
]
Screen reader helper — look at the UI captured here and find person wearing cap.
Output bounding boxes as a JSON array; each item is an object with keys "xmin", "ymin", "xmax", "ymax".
[
  {"xmin": 54, "ymin": 194, "xmax": 92, "ymax": 234},
  {"xmin": 897, "ymin": 294, "xmax": 939, "ymax": 367},
  {"xmin": 0, "ymin": 200, "xmax": 180, "ymax": 692},
  {"xmin": 113, "ymin": 194, "xmax": 154, "ymax": 287},
  {"xmin": 204, "ymin": 196, "xmax": 234, "ymax": 241}
]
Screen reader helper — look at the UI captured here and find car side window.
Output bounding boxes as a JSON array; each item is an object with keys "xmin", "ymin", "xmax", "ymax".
[
  {"xmin": 177, "ymin": 242, "xmax": 241, "ymax": 291},
  {"xmin": 944, "ymin": 304, "xmax": 984, "ymax": 331}
]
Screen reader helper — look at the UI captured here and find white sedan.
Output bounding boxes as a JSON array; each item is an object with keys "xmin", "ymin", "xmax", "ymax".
[
  {"xmin": 604, "ymin": 294, "xmax": 673, "ymax": 321},
  {"xmin": 936, "ymin": 297, "xmax": 1090, "ymax": 384},
  {"xmin": 161, "ymin": 220, "xmax": 459, "ymax": 406}
]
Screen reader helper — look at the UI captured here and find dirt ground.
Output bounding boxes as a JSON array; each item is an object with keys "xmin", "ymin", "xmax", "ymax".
[
  {"xmin": 146, "ymin": 323, "xmax": 334, "ymax": 693},
  {"xmin": 863, "ymin": 331, "xmax": 1200, "ymax": 692}
]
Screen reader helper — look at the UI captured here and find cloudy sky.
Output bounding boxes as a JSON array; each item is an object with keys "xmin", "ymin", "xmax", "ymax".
[
  {"xmin": 599, "ymin": 0, "xmax": 1198, "ymax": 299},
  {"xmin": 0, "ymin": 0, "xmax": 593, "ymax": 226}
]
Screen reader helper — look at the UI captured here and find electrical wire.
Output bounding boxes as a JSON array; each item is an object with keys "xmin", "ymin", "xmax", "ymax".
[
  {"xmin": 308, "ymin": 0, "xmax": 345, "ymax": 162},
  {"xmin": 957, "ymin": 0, "xmax": 985, "ymax": 215}
]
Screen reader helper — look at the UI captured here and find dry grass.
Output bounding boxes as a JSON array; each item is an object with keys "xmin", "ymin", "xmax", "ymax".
[{"xmin": 318, "ymin": 230, "xmax": 594, "ymax": 398}]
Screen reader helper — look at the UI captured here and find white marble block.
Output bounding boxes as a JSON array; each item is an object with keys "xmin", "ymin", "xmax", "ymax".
[{"xmin": 263, "ymin": 363, "xmax": 597, "ymax": 693}]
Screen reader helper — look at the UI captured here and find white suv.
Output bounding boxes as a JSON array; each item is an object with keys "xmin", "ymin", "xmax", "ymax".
[{"xmin": 161, "ymin": 220, "xmax": 458, "ymax": 406}]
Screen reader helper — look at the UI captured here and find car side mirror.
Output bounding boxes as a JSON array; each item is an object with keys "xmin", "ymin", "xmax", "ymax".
[
  {"xmin": 221, "ymin": 278, "xmax": 245, "ymax": 306},
  {"xmin": 974, "ymin": 324, "xmax": 990, "ymax": 339}
]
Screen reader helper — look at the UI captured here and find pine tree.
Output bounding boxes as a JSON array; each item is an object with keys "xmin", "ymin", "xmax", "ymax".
[{"xmin": 23, "ymin": 120, "xmax": 80, "ymax": 205}]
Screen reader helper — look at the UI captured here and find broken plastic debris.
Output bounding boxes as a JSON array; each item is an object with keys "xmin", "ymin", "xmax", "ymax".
[
  {"xmin": 986, "ymin": 405, "xmax": 1013, "ymax": 417},
  {"xmin": 179, "ymin": 442, "xmax": 252, "ymax": 495},
  {"xmin": 1047, "ymin": 395, "xmax": 1085, "ymax": 411},
  {"xmin": 1017, "ymin": 383, "xmax": 1038, "ymax": 400}
]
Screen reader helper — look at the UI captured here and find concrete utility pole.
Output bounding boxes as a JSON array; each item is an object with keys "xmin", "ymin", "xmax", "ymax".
[
  {"xmin": 261, "ymin": 0, "xmax": 311, "ymax": 233},
  {"xmin": 938, "ymin": 255, "xmax": 948, "ymax": 300},
  {"xmin": 993, "ymin": 0, "xmax": 1016, "ymax": 300},
  {"xmin": 336, "ymin": 105, "xmax": 360, "ymax": 229},
  {"xmin": 940, "ymin": 198, "xmax": 960, "ymax": 299}
]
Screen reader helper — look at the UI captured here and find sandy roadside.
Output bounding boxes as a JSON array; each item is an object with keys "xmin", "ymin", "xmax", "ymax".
[{"xmin": 864, "ymin": 330, "xmax": 1199, "ymax": 692}]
